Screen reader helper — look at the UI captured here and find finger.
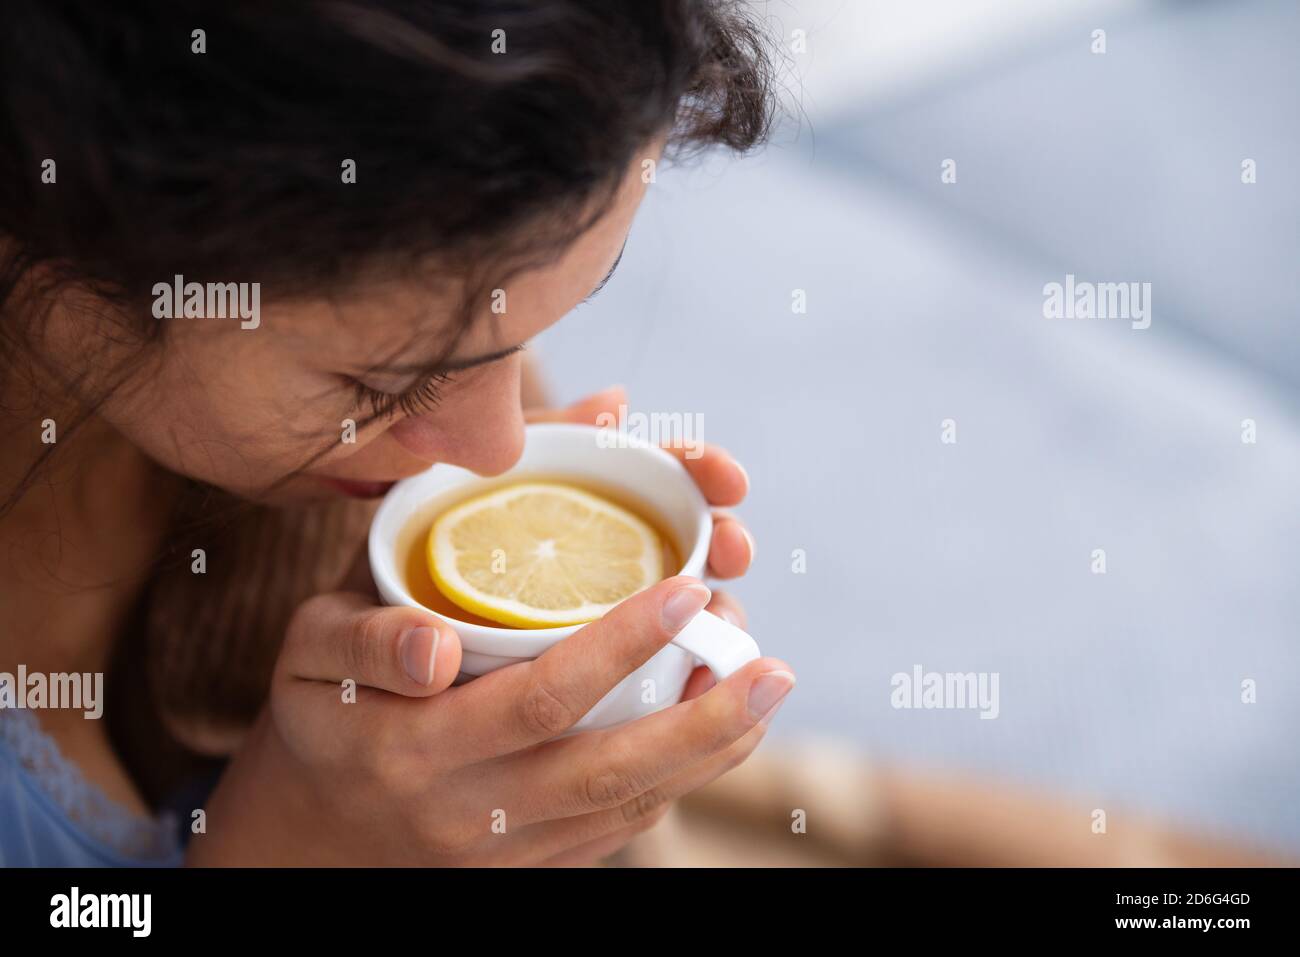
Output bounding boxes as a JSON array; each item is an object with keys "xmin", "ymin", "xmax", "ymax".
[
  {"xmin": 659, "ymin": 443, "xmax": 748, "ymax": 507},
  {"xmin": 679, "ymin": 665, "xmax": 716, "ymax": 702},
  {"xmin": 522, "ymin": 717, "xmax": 773, "ymax": 860},
  {"xmin": 428, "ymin": 576, "xmax": 713, "ymax": 764},
  {"xmin": 537, "ymin": 808, "xmax": 674, "ymax": 867},
  {"xmin": 494, "ymin": 656, "xmax": 794, "ymax": 826},
  {"xmin": 523, "ymin": 385, "xmax": 627, "ymax": 425},
  {"xmin": 280, "ymin": 591, "xmax": 462, "ymax": 697},
  {"xmin": 705, "ymin": 589, "xmax": 747, "ymax": 631},
  {"xmin": 706, "ymin": 513, "xmax": 754, "ymax": 579},
  {"xmin": 671, "ymin": 600, "xmax": 738, "ymax": 698}
]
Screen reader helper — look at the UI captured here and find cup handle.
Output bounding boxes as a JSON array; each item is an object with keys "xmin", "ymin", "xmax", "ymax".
[{"xmin": 670, "ymin": 610, "xmax": 761, "ymax": 680}]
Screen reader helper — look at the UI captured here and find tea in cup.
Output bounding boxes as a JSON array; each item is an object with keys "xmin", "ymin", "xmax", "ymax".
[{"xmin": 369, "ymin": 423, "xmax": 760, "ymax": 732}]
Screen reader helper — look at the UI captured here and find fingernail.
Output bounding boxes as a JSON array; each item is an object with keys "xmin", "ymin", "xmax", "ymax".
[
  {"xmin": 747, "ymin": 670, "xmax": 795, "ymax": 722},
  {"xmin": 662, "ymin": 583, "xmax": 711, "ymax": 634},
  {"xmin": 400, "ymin": 626, "xmax": 440, "ymax": 686},
  {"xmin": 718, "ymin": 606, "xmax": 743, "ymax": 627}
]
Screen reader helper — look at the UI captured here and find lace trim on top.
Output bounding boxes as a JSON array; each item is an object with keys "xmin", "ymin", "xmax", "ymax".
[{"xmin": 0, "ymin": 708, "xmax": 179, "ymax": 862}]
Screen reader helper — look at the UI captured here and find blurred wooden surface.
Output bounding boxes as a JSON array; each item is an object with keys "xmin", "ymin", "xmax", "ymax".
[{"xmin": 615, "ymin": 740, "xmax": 1291, "ymax": 868}]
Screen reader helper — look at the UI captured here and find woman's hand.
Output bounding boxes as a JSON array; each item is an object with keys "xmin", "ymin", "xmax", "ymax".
[
  {"xmin": 187, "ymin": 574, "xmax": 793, "ymax": 866},
  {"xmin": 188, "ymin": 385, "xmax": 784, "ymax": 865}
]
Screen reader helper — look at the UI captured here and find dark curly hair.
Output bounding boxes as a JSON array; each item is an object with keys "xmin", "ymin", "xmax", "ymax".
[{"xmin": 0, "ymin": 0, "xmax": 772, "ymax": 298}]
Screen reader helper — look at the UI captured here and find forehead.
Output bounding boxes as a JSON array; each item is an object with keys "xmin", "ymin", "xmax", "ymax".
[{"xmin": 272, "ymin": 144, "xmax": 654, "ymax": 371}]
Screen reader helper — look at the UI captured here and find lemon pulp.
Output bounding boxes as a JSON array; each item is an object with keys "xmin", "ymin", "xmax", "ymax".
[{"xmin": 427, "ymin": 481, "xmax": 664, "ymax": 628}]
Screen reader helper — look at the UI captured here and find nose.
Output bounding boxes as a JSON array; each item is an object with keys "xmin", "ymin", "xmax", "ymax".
[{"xmin": 385, "ymin": 364, "xmax": 526, "ymax": 477}]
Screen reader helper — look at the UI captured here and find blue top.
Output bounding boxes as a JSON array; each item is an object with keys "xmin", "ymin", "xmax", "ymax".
[{"xmin": 0, "ymin": 710, "xmax": 183, "ymax": 867}]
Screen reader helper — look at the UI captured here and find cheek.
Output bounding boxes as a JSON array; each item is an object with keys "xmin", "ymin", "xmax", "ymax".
[{"xmin": 98, "ymin": 350, "xmax": 346, "ymax": 492}]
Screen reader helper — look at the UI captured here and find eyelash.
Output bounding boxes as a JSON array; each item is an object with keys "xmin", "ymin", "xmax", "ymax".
[
  {"xmin": 347, "ymin": 342, "xmax": 527, "ymax": 419},
  {"xmin": 352, "ymin": 371, "xmax": 453, "ymax": 419}
]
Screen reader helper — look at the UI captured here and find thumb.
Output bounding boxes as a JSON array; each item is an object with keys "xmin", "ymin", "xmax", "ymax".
[{"xmin": 281, "ymin": 591, "xmax": 463, "ymax": 698}]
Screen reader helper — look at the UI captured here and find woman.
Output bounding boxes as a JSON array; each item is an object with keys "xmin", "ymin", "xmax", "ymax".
[{"xmin": 0, "ymin": 0, "xmax": 795, "ymax": 866}]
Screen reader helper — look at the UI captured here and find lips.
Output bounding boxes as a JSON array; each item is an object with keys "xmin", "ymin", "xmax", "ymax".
[{"xmin": 320, "ymin": 477, "xmax": 398, "ymax": 499}]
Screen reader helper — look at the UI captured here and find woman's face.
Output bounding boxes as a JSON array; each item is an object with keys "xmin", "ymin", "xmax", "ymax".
[{"xmin": 81, "ymin": 152, "xmax": 652, "ymax": 505}]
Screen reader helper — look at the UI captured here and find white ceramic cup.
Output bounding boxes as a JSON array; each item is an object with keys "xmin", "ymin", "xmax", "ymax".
[{"xmin": 368, "ymin": 423, "xmax": 761, "ymax": 732}]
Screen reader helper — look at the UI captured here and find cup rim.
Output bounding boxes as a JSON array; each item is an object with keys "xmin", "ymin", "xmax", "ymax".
[{"xmin": 368, "ymin": 422, "xmax": 712, "ymax": 658}]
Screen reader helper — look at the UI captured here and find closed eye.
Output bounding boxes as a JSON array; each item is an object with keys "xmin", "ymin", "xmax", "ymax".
[
  {"xmin": 351, "ymin": 371, "xmax": 453, "ymax": 419},
  {"xmin": 348, "ymin": 342, "xmax": 526, "ymax": 418}
]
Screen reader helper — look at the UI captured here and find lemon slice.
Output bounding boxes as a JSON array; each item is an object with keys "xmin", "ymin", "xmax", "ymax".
[{"xmin": 427, "ymin": 481, "xmax": 663, "ymax": 628}]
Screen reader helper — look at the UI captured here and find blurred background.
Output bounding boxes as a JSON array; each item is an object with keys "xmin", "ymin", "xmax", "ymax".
[{"xmin": 535, "ymin": 0, "xmax": 1300, "ymax": 854}]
